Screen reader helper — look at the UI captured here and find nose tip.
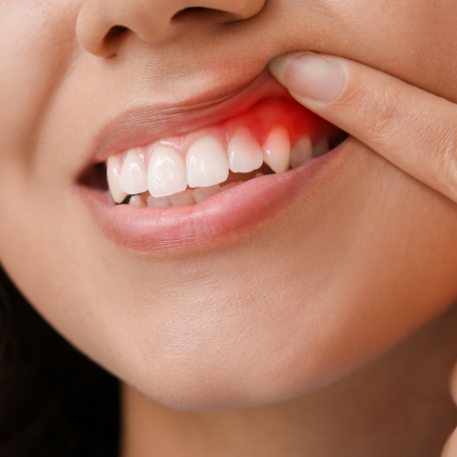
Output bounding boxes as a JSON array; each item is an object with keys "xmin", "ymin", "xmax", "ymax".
[{"xmin": 76, "ymin": 0, "xmax": 267, "ymax": 58}]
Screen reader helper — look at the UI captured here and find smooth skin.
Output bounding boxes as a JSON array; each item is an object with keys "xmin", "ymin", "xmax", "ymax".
[{"xmin": 1, "ymin": 1, "xmax": 457, "ymax": 456}]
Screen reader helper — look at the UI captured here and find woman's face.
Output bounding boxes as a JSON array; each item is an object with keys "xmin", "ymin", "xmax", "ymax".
[{"xmin": 1, "ymin": 0, "xmax": 457, "ymax": 410}]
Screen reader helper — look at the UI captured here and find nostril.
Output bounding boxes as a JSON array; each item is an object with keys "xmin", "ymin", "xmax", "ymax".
[
  {"xmin": 104, "ymin": 25, "xmax": 129, "ymax": 45},
  {"xmin": 172, "ymin": 6, "xmax": 228, "ymax": 23}
]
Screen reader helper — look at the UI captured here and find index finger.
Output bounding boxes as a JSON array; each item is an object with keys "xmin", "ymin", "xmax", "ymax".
[{"xmin": 269, "ymin": 52, "xmax": 457, "ymax": 203}]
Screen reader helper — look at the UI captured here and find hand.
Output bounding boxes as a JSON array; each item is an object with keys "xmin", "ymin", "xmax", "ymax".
[
  {"xmin": 269, "ymin": 52, "xmax": 457, "ymax": 455},
  {"xmin": 268, "ymin": 52, "xmax": 457, "ymax": 204}
]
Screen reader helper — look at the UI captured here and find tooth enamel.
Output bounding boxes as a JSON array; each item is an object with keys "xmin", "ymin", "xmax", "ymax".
[
  {"xmin": 263, "ymin": 126, "xmax": 291, "ymax": 173},
  {"xmin": 119, "ymin": 148, "xmax": 148, "ymax": 195},
  {"xmin": 290, "ymin": 136, "xmax": 313, "ymax": 169},
  {"xmin": 168, "ymin": 189, "xmax": 195, "ymax": 207},
  {"xmin": 186, "ymin": 135, "xmax": 229, "ymax": 188},
  {"xmin": 147, "ymin": 195, "xmax": 170, "ymax": 208},
  {"xmin": 129, "ymin": 195, "xmax": 146, "ymax": 207},
  {"xmin": 193, "ymin": 184, "xmax": 221, "ymax": 203},
  {"xmin": 313, "ymin": 138, "xmax": 330, "ymax": 157},
  {"xmin": 227, "ymin": 127, "xmax": 263, "ymax": 173},
  {"xmin": 107, "ymin": 156, "xmax": 128, "ymax": 203},
  {"xmin": 148, "ymin": 145, "xmax": 187, "ymax": 197}
]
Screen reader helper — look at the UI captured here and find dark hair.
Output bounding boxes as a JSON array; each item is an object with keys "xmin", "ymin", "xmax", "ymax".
[{"xmin": 0, "ymin": 268, "xmax": 120, "ymax": 457}]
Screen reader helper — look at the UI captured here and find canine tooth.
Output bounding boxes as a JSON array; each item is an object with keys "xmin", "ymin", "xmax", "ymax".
[
  {"xmin": 228, "ymin": 127, "xmax": 263, "ymax": 173},
  {"xmin": 148, "ymin": 145, "xmax": 187, "ymax": 197},
  {"xmin": 119, "ymin": 149, "xmax": 148, "ymax": 194},
  {"xmin": 186, "ymin": 135, "xmax": 229, "ymax": 188},
  {"xmin": 290, "ymin": 136, "xmax": 313, "ymax": 169},
  {"xmin": 107, "ymin": 155, "xmax": 128, "ymax": 203},
  {"xmin": 168, "ymin": 189, "xmax": 195, "ymax": 207},
  {"xmin": 129, "ymin": 195, "xmax": 146, "ymax": 207},
  {"xmin": 263, "ymin": 126, "xmax": 291, "ymax": 173},
  {"xmin": 147, "ymin": 195, "xmax": 170, "ymax": 208},
  {"xmin": 313, "ymin": 138, "xmax": 330, "ymax": 157},
  {"xmin": 193, "ymin": 185, "xmax": 221, "ymax": 204}
]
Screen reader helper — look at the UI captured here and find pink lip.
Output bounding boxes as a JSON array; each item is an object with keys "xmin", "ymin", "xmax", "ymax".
[
  {"xmin": 78, "ymin": 68, "xmax": 348, "ymax": 256},
  {"xmin": 80, "ymin": 139, "xmax": 348, "ymax": 256},
  {"xmin": 90, "ymin": 70, "xmax": 288, "ymax": 166}
]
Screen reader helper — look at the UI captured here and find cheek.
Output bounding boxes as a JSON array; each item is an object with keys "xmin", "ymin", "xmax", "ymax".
[
  {"xmin": 279, "ymin": 0, "xmax": 457, "ymax": 101},
  {"xmin": 0, "ymin": 2, "xmax": 78, "ymax": 166}
]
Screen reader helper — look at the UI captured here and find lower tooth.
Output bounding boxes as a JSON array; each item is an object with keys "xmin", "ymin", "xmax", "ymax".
[
  {"xmin": 313, "ymin": 138, "xmax": 330, "ymax": 157},
  {"xmin": 129, "ymin": 195, "xmax": 146, "ymax": 207},
  {"xmin": 193, "ymin": 185, "xmax": 221, "ymax": 204},
  {"xmin": 168, "ymin": 189, "xmax": 195, "ymax": 207},
  {"xmin": 290, "ymin": 136, "xmax": 313, "ymax": 168},
  {"xmin": 147, "ymin": 195, "xmax": 170, "ymax": 208}
]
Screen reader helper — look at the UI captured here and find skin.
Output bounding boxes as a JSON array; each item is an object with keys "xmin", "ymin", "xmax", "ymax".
[{"xmin": 0, "ymin": 0, "xmax": 457, "ymax": 455}]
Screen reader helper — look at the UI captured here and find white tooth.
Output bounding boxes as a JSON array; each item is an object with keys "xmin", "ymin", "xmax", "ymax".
[
  {"xmin": 107, "ymin": 155, "xmax": 128, "ymax": 203},
  {"xmin": 168, "ymin": 189, "xmax": 195, "ymax": 207},
  {"xmin": 313, "ymin": 138, "xmax": 330, "ymax": 157},
  {"xmin": 147, "ymin": 195, "xmax": 170, "ymax": 208},
  {"xmin": 186, "ymin": 135, "xmax": 229, "ymax": 188},
  {"xmin": 129, "ymin": 195, "xmax": 146, "ymax": 208},
  {"xmin": 262, "ymin": 126, "xmax": 291, "ymax": 173},
  {"xmin": 290, "ymin": 136, "xmax": 313, "ymax": 169},
  {"xmin": 148, "ymin": 145, "xmax": 187, "ymax": 197},
  {"xmin": 119, "ymin": 148, "xmax": 148, "ymax": 195},
  {"xmin": 193, "ymin": 184, "xmax": 221, "ymax": 204},
  {"xmin": 227, "ymin": 127, "xmax": 263, "ymax": 173}
]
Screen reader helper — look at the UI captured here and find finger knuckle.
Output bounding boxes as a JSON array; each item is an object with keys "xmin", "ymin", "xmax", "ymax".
[{"xmin": 340, "ymin": 80, "xmax": 405, "ymax": 142}]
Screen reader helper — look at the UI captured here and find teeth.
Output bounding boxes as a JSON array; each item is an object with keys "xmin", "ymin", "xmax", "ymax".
[
  {"xmin": 119, "ymin": 149, "xmax": 148, "ymax": 195},
  {"xmin": 227, "ymin": 128, "xmax": 263, "ymax": 173},
  {"xmin": 107, "ymin": 126, "xmax": 334, "ymax": 206},
  {"xmin": 168, "ymin": 189, "xmax": 195, "ymax": 207},
  {"xmin": 262, "ymin": 126, "xmax": 291, "ymax": 173},
  {"xmin": 313, "ymin": 138, "xmax": 330, "ymax": 157},
  {"xmin": 290, "ymin": 136, "xmax": 313, "ymax": 169},
  {"xmin": 129, "ymin": 195, "xmax": 146, "ymax": 207},
  {"xmin": 193, "ymin": 184, "xmax": 221, "ymax": 203},
  {"xmin": 147, "ymin": 195, "xmax": 170, "ymax": 208},
  {"xmin": 186, "ymin": 135, "xmax": 229, "ymax": 188},
  {"xmin": 107, "ymin": 156, "xmax": 128, "ymax": 203},
  {"xmin": 148, "ymin": 145, "xmax": 187, "ymax": 198}
]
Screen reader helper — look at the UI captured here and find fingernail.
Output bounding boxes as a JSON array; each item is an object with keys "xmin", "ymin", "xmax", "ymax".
[{"xmin": 269, "ymin": 52, "xmax": 346, "ymax": 104}]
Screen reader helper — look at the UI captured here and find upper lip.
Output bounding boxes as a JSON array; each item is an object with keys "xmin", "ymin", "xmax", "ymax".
[{"xmin": 87, "ymin": 68, "xmax": 289, "ymax": 166}]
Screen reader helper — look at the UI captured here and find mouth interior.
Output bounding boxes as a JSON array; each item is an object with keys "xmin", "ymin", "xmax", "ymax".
[{"xmin": 79, "ymin": 97, "xmax": 348, "ymax": 208}]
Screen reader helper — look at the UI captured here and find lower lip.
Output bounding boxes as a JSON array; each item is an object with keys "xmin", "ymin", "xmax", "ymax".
[{"xmin": 79, "ymin": 138, "xmax": 349, "ymax": 256}]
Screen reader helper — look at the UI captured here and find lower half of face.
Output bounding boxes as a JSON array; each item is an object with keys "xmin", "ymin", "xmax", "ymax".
[{"xmin": 1, "ymin": 0, "xmax": 457, "ymax": 411}]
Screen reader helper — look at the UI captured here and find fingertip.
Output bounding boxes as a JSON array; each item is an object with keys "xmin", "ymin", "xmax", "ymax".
[{"xmin": 269, "ymin": 51, "xmax": 346, "ymax": 104}]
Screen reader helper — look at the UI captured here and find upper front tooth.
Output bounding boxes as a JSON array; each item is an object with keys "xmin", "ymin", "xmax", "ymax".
[
  {"xmin": 148, "ymin": 145, "xmax": 187, "ymax": 198},
  {"xmin": 262, "ymin": 126, "xmax": 291, "ymax": 173},
  {"xmin": 107, "ymin": 155, "xmax": 128, "ymax": 203},
  {"xmin": 119, "ymin": 148, "xmax": 148, "ymax": 195},
  {"xmin": 290, "ymin": 135, "xmax": 313, "ymax": 168},
  {"xmin": 227, "ymin": 127, "xmax": 263, "ymax": 173},
  {"xmin": 186, "ymin": 135, "xmax": 229, "ymax": 188}
]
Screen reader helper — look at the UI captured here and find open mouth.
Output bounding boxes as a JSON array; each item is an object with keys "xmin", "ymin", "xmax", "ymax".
[
  {"xmin": 81, "ymin": 97, "xmax": 346, "ymax": 208},
  {"xmin": 78, "ymin": 72, "xmax": 348, "ymax": 254}
]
